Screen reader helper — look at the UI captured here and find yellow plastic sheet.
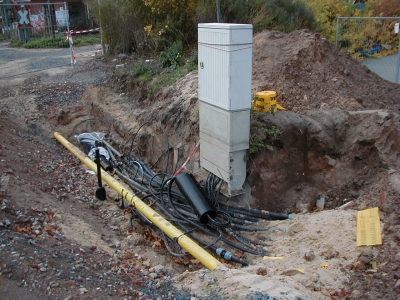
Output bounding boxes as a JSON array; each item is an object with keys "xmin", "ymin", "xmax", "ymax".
[{"xmin": 356, "ymin": 207, "xmax": 382, "ymax": 246}]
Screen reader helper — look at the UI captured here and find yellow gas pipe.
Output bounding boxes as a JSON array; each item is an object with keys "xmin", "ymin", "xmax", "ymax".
[{"xmin": 53, "ymin": 132, "xmax": 224, "ymax": 271}]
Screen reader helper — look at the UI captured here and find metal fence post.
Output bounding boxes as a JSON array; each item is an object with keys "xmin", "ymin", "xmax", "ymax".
[
  {"xmin": 335, "ymin": 16, "xmax": 340, "ymax": 49},
  {"xmin": 65, "ymin": 2, "xmax": 70, "ymax": 33},
  {"xmin": 97, "ymin": 0, "xmax": 105, "ymax": 55},
  {"xmin": 396, "ymin": 38, "xmax": 400, "ymax": 84},
  {"xmin": 396, "ymin": 23, "xmax": 400, "ymax": 84}
]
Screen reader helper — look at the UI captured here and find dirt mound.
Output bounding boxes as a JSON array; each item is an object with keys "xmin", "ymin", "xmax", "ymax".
[{"xmin": 252, "ymin": 30, "xmax": 400, "ymax": 114}]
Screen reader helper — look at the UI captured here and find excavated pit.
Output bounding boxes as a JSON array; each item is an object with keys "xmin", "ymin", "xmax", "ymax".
[{"xmin": 1, "ymin": 29, "xmax": 400, "ymax": 299}]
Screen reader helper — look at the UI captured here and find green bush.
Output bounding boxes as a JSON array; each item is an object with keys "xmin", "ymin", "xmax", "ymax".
[
  {"xmin": 131, "ymin": 60, "xmax": 160, "ymax": 85},
  {"xmin": 159, "ymin": 41, "xmax": 184, "ymax": 69},
  {"xmin": 248, "ymin": 110, "xmax": 282, "ymax": 157},
  {"xmin": 185, "ymin": 50, "xmax": 198, "ymax": 71}
]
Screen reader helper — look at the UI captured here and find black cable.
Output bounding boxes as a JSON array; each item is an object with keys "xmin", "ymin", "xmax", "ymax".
[
  {"xmin": 152, "ymin": 200, "xmax": 247, "ymax": 264},
  {"xmin": 219, "ymin": 202, "xmax": 291, "ymax": 220},
  {"xmin": 73, "ymin": 119, "xmax": 290, "ymax": 265},
  {"xmin": 160, "ymin": 232, "xmax": 188, "ymax": 257},
  {"xmin": 207, "ymin": 210, "xmax": 232, "ymax": 228},
  {"xmin": 128, "ymin": 121, "xmax": 170, "ymax": 173},
  {"xmin": 228, "ymin": 229, "xmax": 271, "ymax": 247},
  {"xmin": 151, "ymin": 146, "xmax": 173, "ymax": 170},
  {"xmin": 225, "ymin": 229, "xmax": 268, "ymax": 256},
  {"xmin": 230, "ymin": 224, "xmax": 272, "ymax": 232}
]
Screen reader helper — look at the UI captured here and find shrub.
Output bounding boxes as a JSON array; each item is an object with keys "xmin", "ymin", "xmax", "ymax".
[
  {"xmin": 252, "ymin": 0, "xmax": 318, "ymax": 33},
  {"xmin": 159, "ymin": 41, "xmax": 184, "ymax": 69},
  {"xmin": 131, "ymin": 60, "xmax": 160, "ymax": 85},
  {"xmin": 248, "ymin": 110, "xmax": 282, "ymax": 157},
  {"xmin": 185, "ymin": 50, "xmax": 198, "ymax": 71}
]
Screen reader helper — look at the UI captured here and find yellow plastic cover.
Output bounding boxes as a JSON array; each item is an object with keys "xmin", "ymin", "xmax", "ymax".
[
  {"xmin": 255, "ymin": 91, "xmax": 277, "ymax": 98},
  {"xmin": 356, "ymin": 207, "xmax": 382, "ymax": 246}
]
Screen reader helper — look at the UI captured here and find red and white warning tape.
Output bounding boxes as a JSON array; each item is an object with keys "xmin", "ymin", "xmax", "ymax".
[
  {"xmin": 78, "ymin": 47, "xmax": 103, "ymax": 57},
  {"xmin": 66, "ymin": 28, "xmax": 100, "ymax": 35},
  {"xmin": 66, "ymin": 31, "xmax": 76, "ymax": 65},
  {"xmin": 66, "ymin": 30, "xmax": 103, "ymax": 63},
  {"xmin": 173, "ymin": 141, "xmax": 200, "ymax": 177},
  {"xmin": 94, "ymin": 47, "xmax": 102, "ymax": 55}
]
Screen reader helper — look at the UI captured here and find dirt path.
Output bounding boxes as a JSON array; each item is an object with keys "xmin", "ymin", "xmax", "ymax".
[{"xmin": 0, "ymin": 41, "xmax": 101, "ymax": 78}]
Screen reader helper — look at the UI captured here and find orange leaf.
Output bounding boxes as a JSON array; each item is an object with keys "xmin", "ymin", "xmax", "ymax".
[
  {"xmin": 152, "ymin": 241, "xmax": 162, "ymax": 248},
  {"xmin": 133, "ymin": 279, "xmax": 143, "ymax": 286},
  {"xmin": 117, "ymin": 289, "xmax": 126, "ymax": 295},
  {"xmin": 380, "ymin": 191, "xmax": 386, "ymax": 204},
  {"xmin": 121, "ymin": 253, "xmax": 133, "ymax": 260},
  {"xmin": 257, "ymin": 268, "xmax": 267, "ymax": 275},
  {"xmin": 339, "ymin": 288, "xmax": 348, "ymax": 297},
  {"xmin": 16, "ymin": 226, "xmax": 32, "ymax": 234}
]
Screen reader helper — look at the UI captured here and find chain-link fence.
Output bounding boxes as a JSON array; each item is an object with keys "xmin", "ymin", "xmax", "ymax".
[
  {"xmin": 1, "ymin": 2, "xmax": 69, "ymax": 41},
  {"xmin": 335, "ymin": 16, "xmax": 400, "ymax": 84},
  {"xmin": 0, "ymin": 2, "xmax": 72, "ymax": 78}
]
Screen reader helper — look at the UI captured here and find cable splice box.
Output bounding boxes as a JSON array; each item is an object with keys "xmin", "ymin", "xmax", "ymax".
[{"xmin": 198, "ymin": 23, "xmax": 252, "ymax": 195}]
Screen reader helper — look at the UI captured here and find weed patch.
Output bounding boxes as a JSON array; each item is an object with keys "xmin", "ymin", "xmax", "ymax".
[
  {"xmin": 128, "ymin": 49, "xmax": 198, "ymax": 97},
  {"xmin": 10, "ymin": 34, "xmax": 101, "ymax": 49},
  {"xmin": 248, "ymin": 110, "xmax": 282, "ymax": 157}
]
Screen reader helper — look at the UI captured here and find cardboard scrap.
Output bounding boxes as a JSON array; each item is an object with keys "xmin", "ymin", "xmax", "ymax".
[
  {"xmin": 280, "ymin": 269, "xmax": 305, "ymax": 276},
  {"xmin": 356, "ymin": 207, "xmax": 382, "ymax": 246},
  {"xmin": 263, "ymin": 256, "xmax": 285, "ymax": 260},
  {"xmin": 320, "ymin": 262, "xmax": 329, "ymax": 268},
  {"xmin": 371, "ymin": 261, "xmax": 377, "ymax": 269}
]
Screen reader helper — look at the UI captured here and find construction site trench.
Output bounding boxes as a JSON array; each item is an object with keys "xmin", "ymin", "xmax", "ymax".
[{"xmin": 0, "ymin": 29, "xmax": 400, "ymax": 300}]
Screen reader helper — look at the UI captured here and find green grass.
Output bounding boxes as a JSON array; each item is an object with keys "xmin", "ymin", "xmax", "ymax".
[
  {"xmin": 10, "ymin": 34, "xmax": 101, "ymax": 49},
  {"xmin": 129, "ymin": 49, "xmax": 198, "ymax": 96}
]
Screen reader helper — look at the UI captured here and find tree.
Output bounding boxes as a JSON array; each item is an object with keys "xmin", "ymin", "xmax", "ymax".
[
  {"xmin": 252, "ymin": 0, "xmax": 318, "ymax": 33},
  {"xmin": 365, "ymin": 0, "xmax": 400, "ymax": 17},
  {"xmin": 305, "ymin": 0, "xmax": 400, "ymax": 59},
  {"xmin": 302, "ymin": 0, "xmax": 358, "ymax": 42},
  {"xmin": 142, "ymin": 0, "xmax": 198, "ymax": 49},
  {"xmin": 197, "ymin": 0, "xmax": 318, "ymax": 33},
  {"xmin": 84, "ymin": 0, "xmax": 152, "ymax": 53}
]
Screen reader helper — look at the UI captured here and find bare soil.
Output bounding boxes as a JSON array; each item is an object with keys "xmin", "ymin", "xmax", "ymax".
[{"xmin": 0, "ymin": 29, "xmax": 399, "ymax": 300}]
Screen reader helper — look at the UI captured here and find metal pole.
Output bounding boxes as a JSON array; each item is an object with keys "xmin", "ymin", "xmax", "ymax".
[
  {"xmin": 97, "ymin": 0, "xmax": 105, "ymax": 55},
  {"xmin": 216, "ymin": 0, "xmax": 221, "ymax": 23},
  {"xmin": 65, "ymin": 2, "xmax": 69, "ymax": 33},
  {"xmin": 396, "ymin": 29, "xmax": 400, "ymax": 84},
  {"xmin": 335, "ymin": 16, "xmax": 340, "ymax": 49},
  {"xmin": 95, "ymin": 147, "xmax": 107, "ymax": 201}
]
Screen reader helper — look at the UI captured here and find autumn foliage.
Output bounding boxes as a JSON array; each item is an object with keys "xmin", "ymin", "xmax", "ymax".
[{"xmin": 83, "ymin": 0, "xmax": 398, "ymax": 58}]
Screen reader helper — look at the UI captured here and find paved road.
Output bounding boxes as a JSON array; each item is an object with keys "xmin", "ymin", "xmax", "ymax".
[
  {"xmin": 0, "ymin": 42, "xmax": 101, "ymax": 79},
  {"xmin": 361, "ymin": 54, "xmax": 400, "ymax": 84}
]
